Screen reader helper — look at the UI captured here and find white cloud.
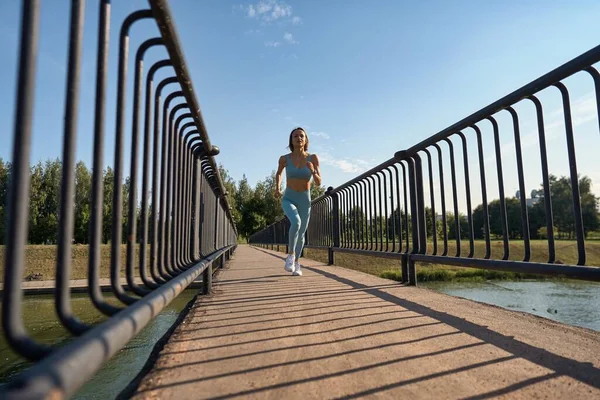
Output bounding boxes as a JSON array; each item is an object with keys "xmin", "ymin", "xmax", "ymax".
[
  {"xmin": 242, "ymin": 0, "xmax": 293, "ymax": 23},
  {"xmin": 311, "ymin": 131, "xmax": 330, "ymax": 140},
  {"xmin": 264, "ymin": 40, "xmax": 281, "ymax": 47},
  {"xmin": 292, "ymin": 16, "xmax": 302, "ymax": 25},
  {"xmin": 319, "ymin": 151, "xmax": 371, "ymax": 173},
  {"xmin": 283, "ymin": 32, "xmax": 297, "ymax": 44}
]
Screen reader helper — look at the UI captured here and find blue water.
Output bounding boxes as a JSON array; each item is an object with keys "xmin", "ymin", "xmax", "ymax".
[{"xmin": 422, "ymin": 280, "xmax": 600, "ymax": 332}]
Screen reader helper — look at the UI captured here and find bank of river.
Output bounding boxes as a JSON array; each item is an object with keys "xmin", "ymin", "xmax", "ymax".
[
  {"xmin": 0, "ymin": 290, "xmax": 197, "ymax": 399},
  {"xmin": 422, "ymin": 280, "xmax": 600, "ymax": 332}
]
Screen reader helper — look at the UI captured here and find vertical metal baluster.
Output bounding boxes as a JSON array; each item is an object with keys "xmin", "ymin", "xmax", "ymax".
[
  {"xmin": 157, "ymin": 89, "xmax": 174, "ymax": 277},
  {"xmin": 171, "ymin": 130, "xmax": 180, "ymax": 269},
  {"xmin": 433, "ymin": 144, "xmax": 448, "ymax": 256},
  {"xmin": 88, "ymin": 0, "xmax": 123, "ymax": 315},
  {"xmin": 401, "ymin": 162, "xmax": 409, "ymax": 253},
  {"xmin": 181, "ymin": 134, "xmax": 190, "ymax": 264},
  {"xmin": 111, "ymin": 10, "xmax": 153, "ymax": 304},
  {"xmin": 414, "ymin": 154, "xmax": 427, "ymax": 255},
  {"xmin": 190, "ymin": 151, "xmax": 199, "ymax": 260},
  {"xmin": 167, "ymin": 105, "xmax": 187, "ymax": 271},
  {"xmin": 354, "ymin": 184, "xmax": 359, "ymax": 249},
  {"xmin": 153, "ymin": 77, "xmax": 176, "ymax": 280},
  {"xmin": 424, "ymin": 150, "xmax": 437, "ymax": 255},
  {"xmin": 527, "ymin": 95, "xmax": 555, "ymax": 263},
  {"xmin": 367, "ymin": 176, "xmax": 374, "ymax": 250},
  {"xmin": 183, "ymin": 142, "xmax": 192, "ymax": 264},
  {"xmin": 346, "ymin": 188, "xmax": 351, "ymax": 248},
  {"xmin": 458, "ymin": 132, "xmax": 474, "ymax": 258},
  {"xmin": 177, "ymin": 135, "xmax": 186, "ymax": 265},
  {"xmin": 472, "ymin": 125, "xmax": 491, "ymax": 259},
  {"xmin": 174, "ymin": 132, "xmax": 183, "ymax": 268},
  {"xmin": 339, "ymin": 189, "xmax": 344, "ymax": 248},
  {"xmin": 487, "ymin": 116, "xmax": 509, "ymax": 260},
  {"xmin": 55, "ymin": 0, "xmax": 91, "ymax": 333},
  {"xmin": 2, "ymin": 0, "xmax": 54, "ymax": 361},
  {"xmin": 162, "ymin": 94, "xmax": 183, "ymax": 275},
  {"xmin": 371, "ymin": 177, "xmax": 378, "ymax": 251},
  {"xmin": 127, "ymin": 39, "xmax": 162, "ymax": 295},
  {"xmin": 180, "ymin": 132, "xmax": 196, "ymax": 265},
  {"xmin": 347, "ymin": 188, "xmax": 351, "ymax": 248},
  {"xmin": 140, "ymin": 60, "xmax": 170, "ymax": 289},
  {"xmin": 345, "ymin": 189, "xmax": 350, "ymax": 248},
  {"xmin": 407, "ymin": 158, "xmax": 419, "ymax": 256},
  {"xmin": 378, "ymin": 174, "xmax": 384, "ymax": 252},
  {"xmin": 359, "ymin": 180, "xmax": 366, "ymax": 249},
  {"xmin": 506, "ymin": 107, "xmax": 531, "ymax": 262},
  {"xmin": 353, "ymin": 183, "xmax": 361, "ymax": 249},
  {"xmin": 383, "ymin": 168, "xmax": 393, "ymax": 252},
  {"xmin": 444, "ymin": 137, "xmax": 461, "ymax": 257},
  {"xmin": 584, "ymin": 67, "xmax": 600, "ymax": 135},
  {"xmin": 318, "ymin": 201, "xmax": 323, "ymax": 247},
  {"xmin": 390, "ymin": 165, "xmax": 399, "ymax": 253},
  {"xmin": 553, "ymin": 83, "xmax": 586, "ymax": 265}
]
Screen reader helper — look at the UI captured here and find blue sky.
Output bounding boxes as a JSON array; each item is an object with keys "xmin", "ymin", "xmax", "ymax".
[{"xmin": 1, "ymin": 0, "xmax": 600, "ymax": 213}]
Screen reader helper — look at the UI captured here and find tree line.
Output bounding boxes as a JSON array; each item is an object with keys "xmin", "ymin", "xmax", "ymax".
[
  {"xmin": 0, "ymin": 157, "xmax": 323, "ymax": 245},
  {"xmin": 0, "ymin": 156, "xmax": 597, "ymax": 245},
  {"xmin": 340, "ymin": 175, "xmax": 600, "ymax": 243},
  {"xmin": 0, "ymin": 158, "xmax": 136, "ymax": 245}
]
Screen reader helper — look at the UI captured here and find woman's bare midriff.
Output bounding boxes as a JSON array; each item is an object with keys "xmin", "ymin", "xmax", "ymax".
[{"xmin": 287, "ymin": 178, "xmax": 311, "ymax": 192}]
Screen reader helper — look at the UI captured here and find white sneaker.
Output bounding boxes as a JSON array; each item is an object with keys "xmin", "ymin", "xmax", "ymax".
[
  {"xmin": 292, "ymin": 261, "xmax": 302, "ymax": 276},
  {"xmin": 284, "ymin": 255, "xmax": 294, "ymax": 272}
]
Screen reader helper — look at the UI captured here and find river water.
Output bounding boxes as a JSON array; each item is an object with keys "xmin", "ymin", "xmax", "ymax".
[
  {"xmin": 422, "ymin": 280, "xmax": 600, "ymax": 332},
  {"xmin": 0, "ymin": 289, "xmax": 197, "ymax": 399}
]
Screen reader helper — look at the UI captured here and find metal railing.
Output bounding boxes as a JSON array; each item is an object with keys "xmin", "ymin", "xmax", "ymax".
[
  {"xmin": 250, "ymin": 44, "xmax": 600, "ymax": 284},
  {"xmin": 1, "ymin": 1, "xmax": 237, "ymax": 397}
]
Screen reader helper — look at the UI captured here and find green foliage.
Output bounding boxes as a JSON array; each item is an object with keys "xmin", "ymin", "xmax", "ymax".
[
  {"xmin": 3, "ymin": 154, "xmax": 598, "ymax": 248},
  {"xmin": 0, "ymin": 158, "xmax": 10, "ymax": 245},
  {"xmin": 471, "ymin": 175, "xmax": 600, "ymax": 241},
  {"xmin": 74, "ymin": 161, "xmax": 91, "ymax": 244}
]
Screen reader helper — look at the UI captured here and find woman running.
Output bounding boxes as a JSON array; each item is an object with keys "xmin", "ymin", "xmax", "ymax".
[{"xmin": 274, "ymin": 127, "xmax": 322, "ymax": 276}]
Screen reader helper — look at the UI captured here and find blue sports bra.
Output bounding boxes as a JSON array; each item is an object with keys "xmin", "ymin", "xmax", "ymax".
[{"xmin": 286, "ymin": 153, "xmax": 313, "ymax": 180}]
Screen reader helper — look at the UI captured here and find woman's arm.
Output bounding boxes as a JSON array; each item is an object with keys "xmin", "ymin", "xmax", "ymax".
[
  {"xmin": 308, "ymin": 154, "xmax": 322, "ymax": 186},
  {"xmin": 274, "ymin": 155, "xmax": 285, "ymax": 198}
]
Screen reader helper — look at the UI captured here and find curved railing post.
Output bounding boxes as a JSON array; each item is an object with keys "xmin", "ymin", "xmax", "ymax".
[{"xmin": 327, "ymin": 186, "xmax": 340, "ymax": 265}]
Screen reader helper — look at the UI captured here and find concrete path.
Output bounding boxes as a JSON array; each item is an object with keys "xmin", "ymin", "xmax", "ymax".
[{"xmin": 134, "ymin": 245, "xmax": 600, "ymax": 399}]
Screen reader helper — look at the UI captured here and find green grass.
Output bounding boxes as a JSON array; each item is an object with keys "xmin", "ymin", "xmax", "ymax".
[
  {"xmin": 255, "ymin": 240, "xmax": 600, "ymax": 282},
  {"xmin": 2, "ymin": 239, "xmax": 598, "ymax": 283},
  {"xmin": 0, "ymin": 244, "xmax": 147, "ymax": 282}
]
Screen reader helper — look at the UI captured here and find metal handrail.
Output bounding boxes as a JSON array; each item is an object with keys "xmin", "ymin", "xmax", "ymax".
[
  {"xmin": 250, "ymin": 44, "xmax": 600, "ymax": 284},
  {"xmin": 1, "ymin": 1, "xmax": 237, "ymax": 397}
]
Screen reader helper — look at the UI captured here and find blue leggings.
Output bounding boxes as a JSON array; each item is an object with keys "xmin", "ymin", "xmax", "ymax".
[{"xmin": 282, "ymin": 188, "xmax": 311, "ymax": 260}]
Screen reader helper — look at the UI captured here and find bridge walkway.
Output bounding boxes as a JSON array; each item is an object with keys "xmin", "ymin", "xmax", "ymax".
[{"xmin": 134, "ymin": 245, "xmax": 600, "ymax": 399}]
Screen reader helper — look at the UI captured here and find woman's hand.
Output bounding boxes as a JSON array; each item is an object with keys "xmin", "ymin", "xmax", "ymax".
[
  {"xmin": 306, "ymin": 161, "xmax": 315, "ymax": 174},
  {"xmin": 274, "ymin": 189, "xmax": 282, "ymax": 199}
]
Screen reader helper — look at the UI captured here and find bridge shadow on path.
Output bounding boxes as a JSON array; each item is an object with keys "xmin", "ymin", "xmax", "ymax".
[{"xmin": 133, "ymin": 246, "xmax": 600, "ymax": 399}]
